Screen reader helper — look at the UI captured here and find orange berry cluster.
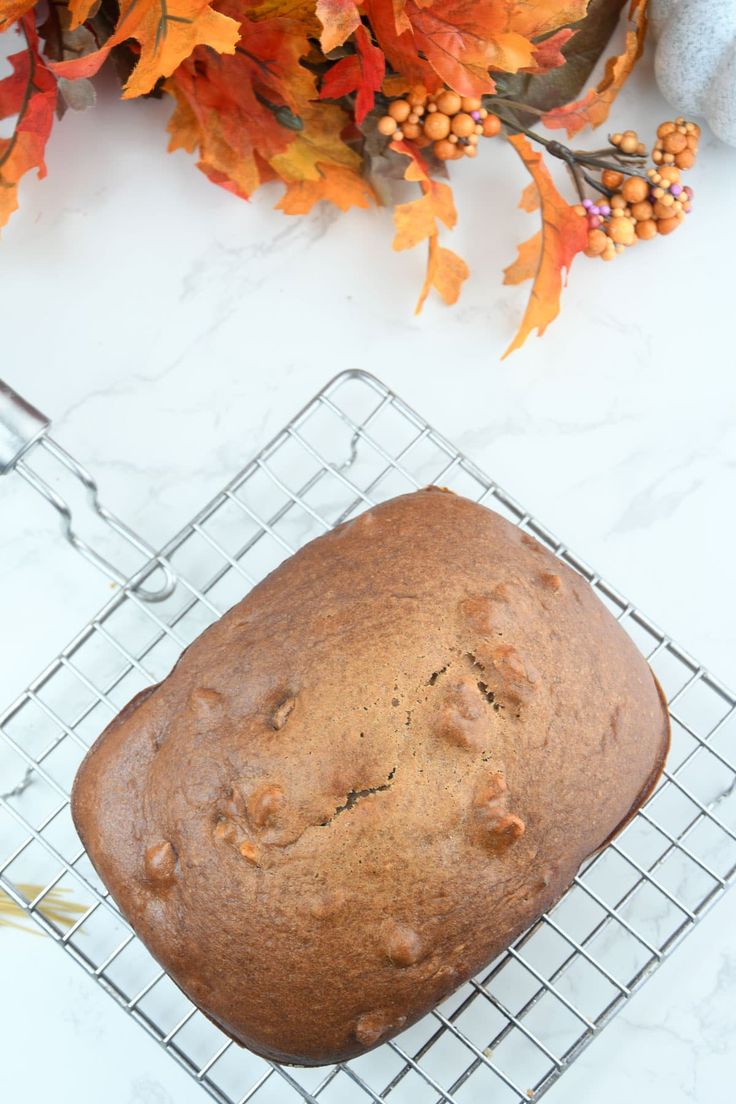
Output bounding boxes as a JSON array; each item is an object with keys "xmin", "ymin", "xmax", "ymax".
[
  {"xmin": 652, "ymin": 118, "xmax": 700, "ymax": 170},
  {"xmin": 581, "ymin": 122, "xmax": 698, "ymax": 262},
  {"xmin": 377, "ymin": 86, "xmax": 501, "ymax": 160}
]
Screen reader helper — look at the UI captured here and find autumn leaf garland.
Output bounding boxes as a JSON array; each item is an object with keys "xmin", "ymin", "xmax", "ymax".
[{"xmin": 0, "ymin": 0, "xmax": 689, "ymax": 355}]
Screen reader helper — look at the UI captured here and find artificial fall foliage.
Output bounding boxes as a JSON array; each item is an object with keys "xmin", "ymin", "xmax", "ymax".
[{"xmin": 0, "ymin": 0, "xmax": 700, "ymax": 352}]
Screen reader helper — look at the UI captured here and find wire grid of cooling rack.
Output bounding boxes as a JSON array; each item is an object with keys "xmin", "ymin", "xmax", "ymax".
[{"xmin": 1, "ymin": 370, "xmax": 735, "ymax": 1104}]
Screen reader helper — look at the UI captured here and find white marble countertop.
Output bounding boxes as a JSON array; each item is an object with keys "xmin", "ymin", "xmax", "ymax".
[{"xmin": 1, "ymin": 41, "xmax": 735, "ymax": 1104}]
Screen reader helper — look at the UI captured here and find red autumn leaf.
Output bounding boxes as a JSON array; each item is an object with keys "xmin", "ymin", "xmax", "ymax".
[
  {"xmin": 391, "ymin": 141, "xmax": 468, "ymax": 312},
  {"xmin": 320, "ymin": 25, "xmax": 385, "ymax": 124},
  {"xmin": 53, "ymin": 0, "xmax": 240, "ymax": 98},
  {"xmin": 0, "ymin": 14, "xmax": 57, "ymax": 231},
  {"xmin": 316, "ymin": 0, "xmax": 362, "ymax": 52},
  {"xmin": 528, "ymin": 27, "xmax": 575, "ymax": 73},
  {"xmin": 502, "ymin": 134, "xmax": 588, "ymax": 357},
  {"xmin": 166, "ymin": 11, "xmax": 312, "ymax": 200},
  {"xmin": 541, "ymin": 0, "xmax": 648, "ymax": 136},
  {"xmin": 167, "ymin": 4, "xmax": 359, "ymax": 202}
]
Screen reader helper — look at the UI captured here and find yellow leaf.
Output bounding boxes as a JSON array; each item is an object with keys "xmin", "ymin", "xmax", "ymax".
[
  {"xmin": 390, "ymin": 143, "xmax": 467, "ymax": 312},
  {"xmin": 416, "ymin": 238, "xmax": 469, "ymax": 312},
  {"xmin": 269, "ymin": 102, "xmax": 360, "ymax": 182},
  {"xmin": 276, "ymin": 163, "xmax": 375, "ymax": 213},
  {"xmin": 393, "ymin": 181, "xmax": 455, "ymax": 250},
  {"xmin": 502, "ymin": 135, "xmax": 588, "ymax": 357},
  {"xmin": 503, "ymin": 231, "xmax": 541, "ymax": 284},
  {"xmin": 518, "ymin": 182, "xmax": 540, "ymax": 213}
]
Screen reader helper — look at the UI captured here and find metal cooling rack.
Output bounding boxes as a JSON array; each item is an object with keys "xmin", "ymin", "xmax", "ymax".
[{"xmin": 1, "ymin": 370, "xmax": 735, "ymax": 1104}]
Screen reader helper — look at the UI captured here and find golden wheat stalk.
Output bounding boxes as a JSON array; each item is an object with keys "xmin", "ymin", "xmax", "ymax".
[{"xmin": 0, "ymin": 883, "xmax": 87, "ymax": 935}]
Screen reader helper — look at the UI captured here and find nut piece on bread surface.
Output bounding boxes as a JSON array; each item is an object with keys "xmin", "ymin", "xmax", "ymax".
[{"xmin": 71, "ymin": 489, "xmax": 669, "ymax": 1065}]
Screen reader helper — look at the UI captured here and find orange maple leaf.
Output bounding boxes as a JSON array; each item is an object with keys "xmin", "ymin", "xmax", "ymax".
[
  {"xmin": 276, "ymin": 163, "xmax": 375, "ymax": 213},
  {"xmin": 52, "ymin": 0, "xmax": 240, "ymax": 98},
  {"xmin": 502, "ymin": 133, "xmax": 588, "ymax": 357},
  {"xmin": 316, "ymin": 0, "xmax": 362, "ymax": 52},
  {"xmin": 541, "ymin": 0, "xmax": 648, "ymax": 137},
  {"xmin": 320, "ymin": 24, "xmax": 385, "ymax": 124},
  {"xmin": 365, "ymin": 0, "xmax": 538, "ymax": 97},
  {"xmin": 0, "ymin": 14, "xmax": 57, "ymax": 231},
  {"xmin": 0, "ymin": 0, "xmax": 35, "ymax": 32},
  {"xmin": 392, "ymin": 142, "xmax": 468, "ymax": 312}
]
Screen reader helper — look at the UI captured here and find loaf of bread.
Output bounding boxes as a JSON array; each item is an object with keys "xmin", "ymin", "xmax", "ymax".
[{"xmin": 72, "ymin": 489, "xmax": 669, "ymax": 1065}]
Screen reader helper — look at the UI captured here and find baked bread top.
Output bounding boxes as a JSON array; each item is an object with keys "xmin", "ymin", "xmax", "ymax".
[{"xmin": 72, "ymin": 488, "xmax": 669, "ymax": 1065}]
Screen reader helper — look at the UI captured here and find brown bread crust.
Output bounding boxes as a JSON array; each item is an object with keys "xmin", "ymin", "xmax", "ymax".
[{"xmin": 71, "ymin": 489, "xmax": 669, "ymax": 1065}]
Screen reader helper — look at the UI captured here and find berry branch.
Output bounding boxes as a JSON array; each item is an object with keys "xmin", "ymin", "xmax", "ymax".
[{"xmin": 376, "ymin": 86, "xmax": 700, "ymax": 265}]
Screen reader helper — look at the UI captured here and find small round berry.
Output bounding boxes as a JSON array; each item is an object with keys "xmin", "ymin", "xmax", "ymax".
[
  {"xmin": 482, "ymin": 114, "xmax": 501, "ymax": 137},
  {"xmin": 630, "ymin": 200, "xmax": 654, "ymax": 222},
  {"xmin": 602, "ymin": 169, "xmax": 624, "ymax": 189},
  {"xmin": 653, "ymin": 149, "xmax": 664, "ymax": 164},
  {"xmin": 394, "ymin": 129, "xmax": 404, "ymax": 141},
  {"xmin": 610, "ymin": 132, "xmax": 623, "ymax": 146},
  {"xmin": 423, "ymin": 111, "xmax": 451, "ymax": 140},
  {"xmin": 610, "ymin": 193, "xmax": 628, "ymax": 210},
  {"xmin": 636, "ymin": 142, "xmax": 647, "ymax": 156},
  {"xmin": 402, "ymin": 122, "xmax": 421, "ymax": 140},
  {"xmin": 573, "ymin": 204, "xmax": 586, "ymax": 216},
  {"xmin": 663, "ymin": 131, "xmax": 687, "ymax": 154},
  {"xmin": 408, "ymin": 85, "xmax": 428, "ymax": 106},
  {"xmin": 468, "ymin": 133, "xmax": 479, "ymax": 145},
  {"xmin": 662, "ymin": 152, "xmax": 676, "ymax": 164},
  {"xmin": 611, "ymin": 208, "xmax": 624, "ymax": 218},
  {"xmin": 599, "ymin": 204, "xmax": 612, "ymax": 217},
  {"xmin": 657, "ymin": 216, "xmax": 680, "ymax": 235},
  {"xmin": 461, "ymin": 96, "xmax": 482, "ymax": 112},
  {"xmin": 436, "ymin": 90, "xmax": 462, "ymax": 115},
  {"xmin": 407, "ymin": 112, "xmax": 419, "ymax": 125},
  {"xmin": 621, "ymin": 176, "xmax": 649, "ymax": 204},
  {"xmin": 464, "ymin": 144, "xmax": 478, "ymax": 158},
  {"xmin": 388, "ymin": 100, "xmax": 411, "ymax": 122},
  {"xmin": 675, "ymin": 149, "xmax": 695, "ymax": 169},
  {"xmin": 415, "ymin": 105, "xmax": 425, "ymax": 116},
  {"xmin": 636, "ymin": 219, "xmax": 658, "ymax": 241},
  {"xmin": 608, "ymin": 217, "xmax": 635, "ymax": 245},
  {"xmin": 479, "ymin": 108, "xmax": 488, "ymax": 119},
  {"xmin": 659, "ymin": 165, "xmax": 680, "ymax": 184},
  {"xmin": 448, "ymin": 133, "xmax": 458, "ymax": 144},
  {"xmin": 433, "ymin": 138, "xmax": 460, "ymax": 160},
  {"xmin": 653, "ymin": 199, "xmax": 673, "ymax": 219},
  {"xmin": 657, "ymin": 121, "xmax": 676, "ymax": 138},
  {"xmin": 652, "ymin": 186, "xmax": 665, "ymax": 199},
  {"xmin": 377, "ymin": 115, "xmax": 398, "ymax": 136},
  {"xmin": 427, "ymin": 102, "xmax": 438, "ymax": 113},
  {"xmin": 619, "ymin": 134, "xmax": 639, "ymax": 154},
  {"xmin": 585, "ymin": 229, "xmax": 608, "ymax": 257},
  {"xmin": 685, "ymin": 133, "xmax": 699, "ymax": 151},
  {"xmin": 451, "ymin": 112, "xmax": 475, "ymax": 137}
]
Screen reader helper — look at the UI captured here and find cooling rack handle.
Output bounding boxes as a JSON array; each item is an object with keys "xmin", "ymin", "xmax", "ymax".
[
  {"xmin": 0, "ymin": 378, "xmax": 176, "ymax": 603},
  {"xmin": 0, "ymin": 379, "xmax": 50, "ymax": 475}
]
